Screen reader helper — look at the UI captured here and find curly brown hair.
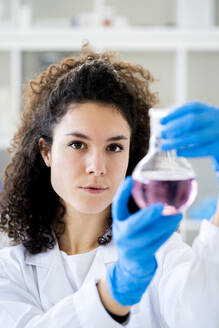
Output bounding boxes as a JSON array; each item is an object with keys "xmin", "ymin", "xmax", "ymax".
[{"xmin": 0, "ymin": 44, "xmax": 159, "ymax": 254}]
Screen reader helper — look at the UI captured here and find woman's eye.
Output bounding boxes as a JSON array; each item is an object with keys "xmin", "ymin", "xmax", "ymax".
[
  {"xmin": 68, "ymin": 142, "xmax": 123, "ymax": 152},
  {"xmin": 69, "ymin": 141, "xmax": 86, "ymax": 150},
  {"xmin": 107, "ymin": 144, "xmax": 123, "ymax": 152}
]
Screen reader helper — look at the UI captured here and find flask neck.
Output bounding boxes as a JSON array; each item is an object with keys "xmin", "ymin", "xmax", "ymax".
[
  {"xmin": 149, "ymin": 133, "xmax": 177, "ymax": 158},
  {"xmin": 148, "ymin": 108, "xmax": 175, "ymax": 155},
  {"xmin": 149, "ymin": 134, "xmax": 161, "ymax": 153},
  {"xmin": 149, "ymin": 108, "xmax": 164, "ymax": 151}
]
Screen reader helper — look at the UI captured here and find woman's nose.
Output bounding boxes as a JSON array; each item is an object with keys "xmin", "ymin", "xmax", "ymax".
[{"xmin": 85, "ymin": 153, "xmax": 106, "ymax": 176}]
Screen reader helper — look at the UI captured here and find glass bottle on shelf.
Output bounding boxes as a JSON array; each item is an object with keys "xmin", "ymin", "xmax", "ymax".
[{"xmin": 131, "ymin": 108, "xmax": 198, "ymax": 215}]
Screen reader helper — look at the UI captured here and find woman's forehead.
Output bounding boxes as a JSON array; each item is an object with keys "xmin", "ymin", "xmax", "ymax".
[{"xmin": 53, "ymin": 102, "xmax": 131, "ymax": 137}]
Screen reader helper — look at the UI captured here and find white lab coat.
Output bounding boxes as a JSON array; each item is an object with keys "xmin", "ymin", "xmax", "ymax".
[{"xmin": 0, "ymin": 219, "xmax": 219, "ymax": 328}]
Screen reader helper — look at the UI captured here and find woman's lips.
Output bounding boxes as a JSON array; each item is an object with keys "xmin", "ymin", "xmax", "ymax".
[{"xmin": 80, "ymin": 187, "xmax": 108, "ymax": 194}]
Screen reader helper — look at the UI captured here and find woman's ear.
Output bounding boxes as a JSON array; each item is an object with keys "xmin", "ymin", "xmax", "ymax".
[{"xmin": 38, "ymin": 138, "xmax": 51, "ymax": 167}]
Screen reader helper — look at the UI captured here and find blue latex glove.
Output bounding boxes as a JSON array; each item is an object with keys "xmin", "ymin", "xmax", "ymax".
[
  {"xmin": 160, "ymin": 102, "xmax": 219, "ymax": 183},
  {"xmin": 106, "ymin": 176, "xmax": 182, "ymax": 306}
]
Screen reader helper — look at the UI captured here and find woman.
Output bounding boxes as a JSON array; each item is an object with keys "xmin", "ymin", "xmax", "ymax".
[{"xmin": 0, "ymin": 43, "xmax": 219, "ymax": 327}]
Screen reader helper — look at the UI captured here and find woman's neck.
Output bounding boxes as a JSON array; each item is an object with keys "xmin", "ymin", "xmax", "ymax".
[{"xmin": 56, "ymin": 205, "xmax": 111, "ymax": 255}]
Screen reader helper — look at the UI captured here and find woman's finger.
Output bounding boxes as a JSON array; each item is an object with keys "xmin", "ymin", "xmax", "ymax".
[
  {"xmin": 161, "ymin": 126, "xmax": 219, "ymax": 152},
  {"xmin": 160, "ymin": 102, "xmax": 205, "ymax": 125},
  {"xmin": 161, "ymin": 111, "xmax": 214, "ymax": 139},
  {"xmin": 112, "ymin": 176, "xmax": 133, "ymax": 221}
]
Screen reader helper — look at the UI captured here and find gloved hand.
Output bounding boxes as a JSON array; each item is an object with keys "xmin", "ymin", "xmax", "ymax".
[
  {"xmin": 106, "ymin": 176, "xmax": 182, "ymax": 306},
  {"xmin": 160, "ymin": 101, "xmax": 219, "ymax": 183}
]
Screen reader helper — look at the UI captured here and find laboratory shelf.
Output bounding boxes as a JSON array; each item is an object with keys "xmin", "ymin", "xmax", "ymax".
[{"xmin": 1, "ymin": 27, "xmax": 219, "ymax": 51}]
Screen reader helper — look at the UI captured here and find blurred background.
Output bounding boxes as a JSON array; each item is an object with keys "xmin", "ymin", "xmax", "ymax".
[{"xmin": 0, "ymin": 0, "xmax": 219, "ymax": 247}]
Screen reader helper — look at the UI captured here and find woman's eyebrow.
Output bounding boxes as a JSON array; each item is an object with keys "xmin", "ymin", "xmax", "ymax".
[{"xmin": 64, "ymin": 132, "xmax": 128, "ymax": 142}]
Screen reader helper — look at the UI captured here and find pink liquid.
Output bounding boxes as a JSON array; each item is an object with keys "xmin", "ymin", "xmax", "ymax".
[{"xmin": 131, "ymin": 178, "xmax": 198, "ymax": 215}]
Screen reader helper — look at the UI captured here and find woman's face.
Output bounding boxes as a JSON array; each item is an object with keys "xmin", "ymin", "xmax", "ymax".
[{"xmin": 40, "ymin": 102, "xmax": 131, "ymax": 215}]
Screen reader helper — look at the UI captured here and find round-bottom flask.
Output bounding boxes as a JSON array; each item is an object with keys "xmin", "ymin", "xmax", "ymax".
[{"xmin": 131, "ymin": 108, "xmax": 198, "ymax": 215}]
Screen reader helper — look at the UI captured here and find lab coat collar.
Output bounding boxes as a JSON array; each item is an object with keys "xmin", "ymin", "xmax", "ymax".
[
  {"xmin": 25, "ymin": 234, "xmax": 118, "ymax": 309},
  {"xmin": 25, "ymin": 234, "xmax": 117, "ymax": 269}
]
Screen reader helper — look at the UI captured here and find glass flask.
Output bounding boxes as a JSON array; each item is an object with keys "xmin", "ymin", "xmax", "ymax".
[{"xmin": 131, "ymin": 108, "xmax": 198, "ymax": 215}]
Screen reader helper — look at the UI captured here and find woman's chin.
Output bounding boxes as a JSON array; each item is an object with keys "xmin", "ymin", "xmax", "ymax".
[
  {"xmin": 69, "ymin": 201, "xmax": 111, "ymax": 215},
  {"xmin": 76, "ymin": 206, "xmax": 109, "ymax": 215}
]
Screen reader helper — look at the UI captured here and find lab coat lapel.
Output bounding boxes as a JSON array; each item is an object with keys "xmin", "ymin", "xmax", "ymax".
[
  {"xmin": 26, "ymin": 239, "xmax": 74, "ymax": 310},
  {"xmin": 83, "ymin": 241, "xmax": 118, "ymax": 286}
]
